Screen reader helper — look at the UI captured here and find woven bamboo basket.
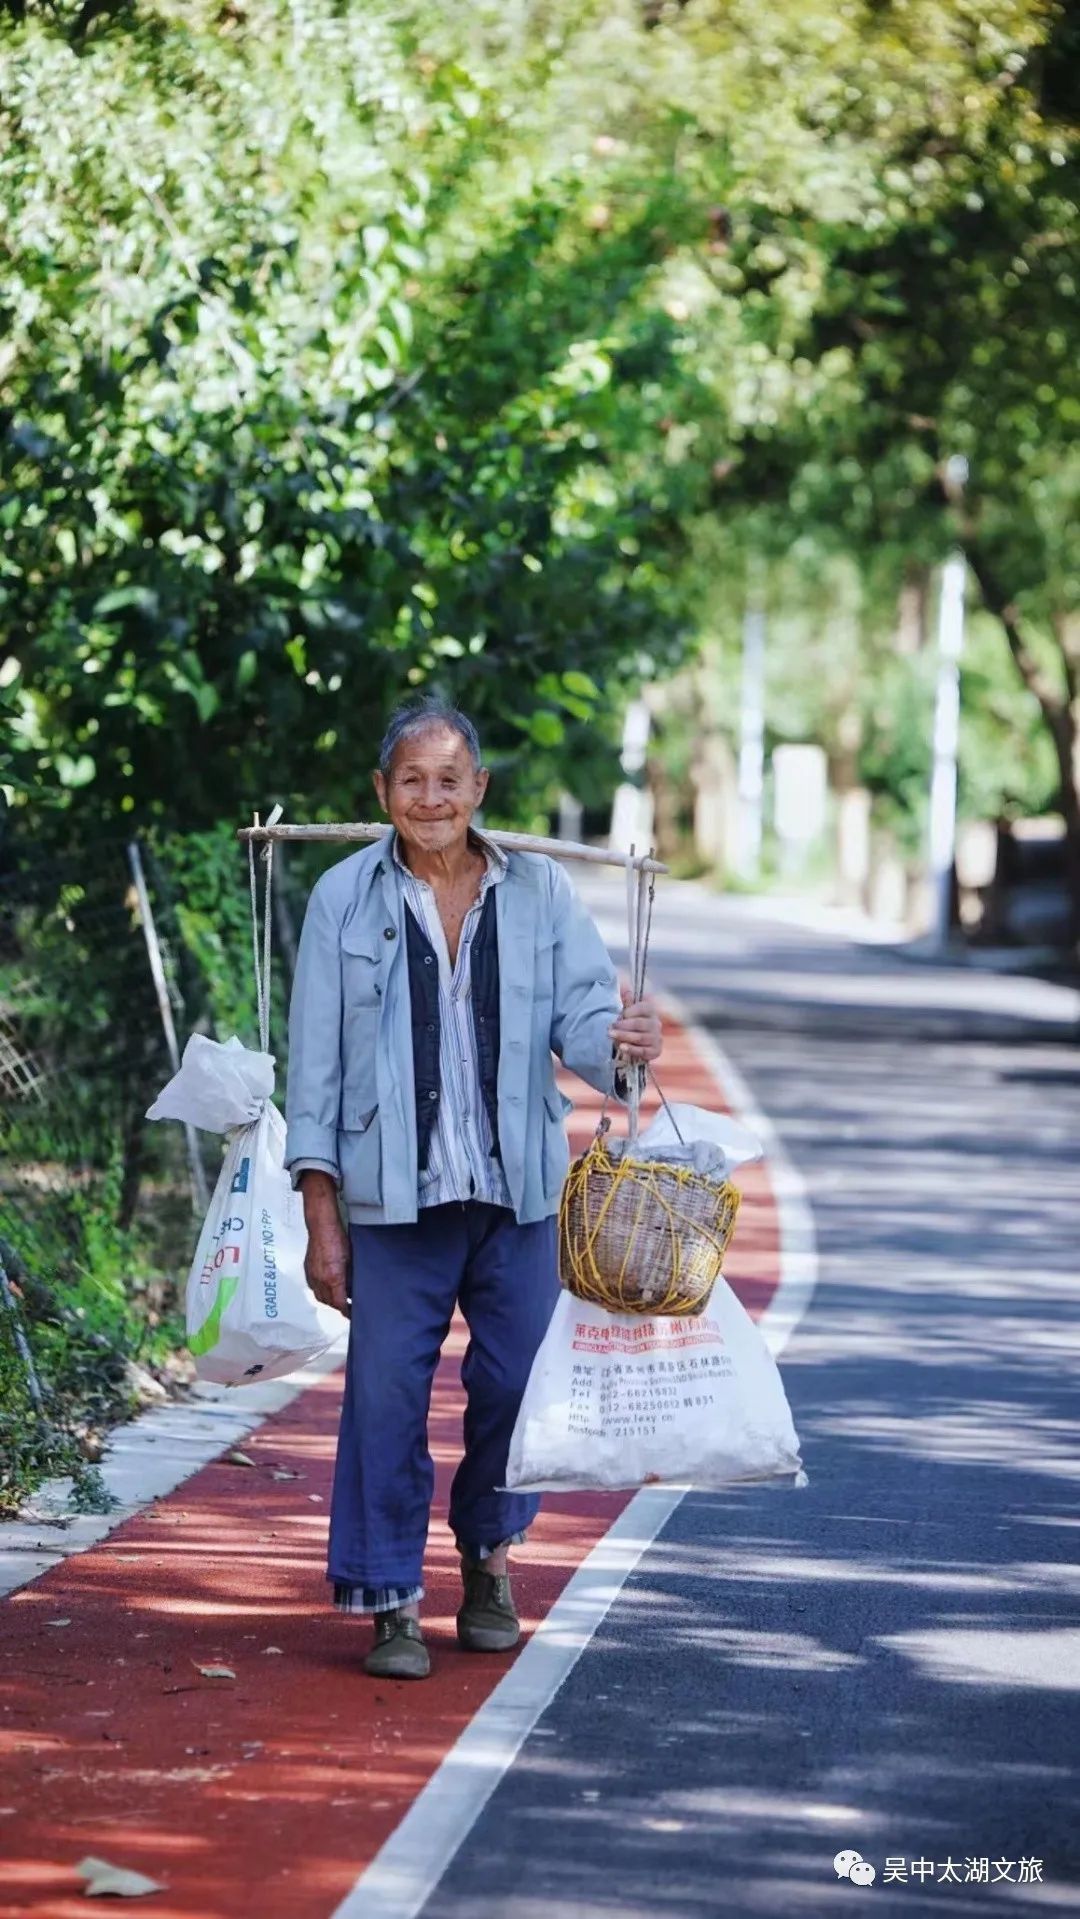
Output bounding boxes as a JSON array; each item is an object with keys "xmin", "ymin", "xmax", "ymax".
[{"xmin": 558, "ymin": 1136, "xmax": 741, "ymax": 1318}]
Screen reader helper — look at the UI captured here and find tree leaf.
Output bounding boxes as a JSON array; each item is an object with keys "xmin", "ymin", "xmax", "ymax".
[
  {"xmin": 529, "ymin": 711, "xmax": 565, "ymax": 747},
  {"xmin": 76, "ymin": 1856, "xmax": 165, "ymax": 1898},
  {"xmin": 562, "ymin": 670, "xmax": 599, "ymax": 700}
]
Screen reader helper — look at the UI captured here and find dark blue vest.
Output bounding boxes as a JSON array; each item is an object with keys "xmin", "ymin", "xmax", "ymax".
[{"xmin": 403, "ymin": 888, "xmax": 502, "ymax": 1176}]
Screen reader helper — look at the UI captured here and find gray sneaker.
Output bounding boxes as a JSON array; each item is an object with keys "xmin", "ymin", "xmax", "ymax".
[
  {"xmin": 363, "ymin": 1610, "xmax": 431, "ymax": 1680},
  {"xmin": 457, "ymin": 1563, "xmax": 521, "ymax": 1653}
]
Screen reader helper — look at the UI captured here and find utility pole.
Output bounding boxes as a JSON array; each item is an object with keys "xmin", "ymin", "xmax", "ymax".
[
  {"xmin": 610, "ymin": 699, "xmax": 653, "ymax": 855},
  {"xmin": 927, "ymin": 456, "xmax": 969, "ymax": 951},
  {"xmin": 735, "ymin": 594, "xmax": 766, "ymax": 882}
]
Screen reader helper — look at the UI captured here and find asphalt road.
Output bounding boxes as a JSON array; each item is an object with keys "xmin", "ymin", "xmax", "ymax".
[{"xmin": 420, "ymin": 883, "xmax": 1080, "ymax": 1919}]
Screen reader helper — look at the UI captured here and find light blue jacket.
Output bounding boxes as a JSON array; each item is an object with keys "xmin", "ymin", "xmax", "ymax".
[{"xmin": 283, "ymin": 836, "xmax": 626, "ymax": 1226}]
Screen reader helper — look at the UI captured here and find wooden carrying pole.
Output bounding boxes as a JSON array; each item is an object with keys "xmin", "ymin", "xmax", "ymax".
[{"xmin": 237, "ymin": 821, "xmax": 666, "ymax": 875}]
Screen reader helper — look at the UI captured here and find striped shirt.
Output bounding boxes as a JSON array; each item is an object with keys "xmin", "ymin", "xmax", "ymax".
[{"xmin": 393, "ymin": 832, "xmax": 513, "ymax": 1212}]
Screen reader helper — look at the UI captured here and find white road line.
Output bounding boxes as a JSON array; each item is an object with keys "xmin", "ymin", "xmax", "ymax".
[
  {"xmin": 332, "ymin": 1006, "xmax": 819, "ymax": 1919},
  {"xmin": 0, "ymin": 1337, "xmax": 347, "ymax": 1599}
]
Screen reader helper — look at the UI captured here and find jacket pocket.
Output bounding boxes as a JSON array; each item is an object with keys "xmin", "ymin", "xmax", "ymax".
[
  {"xmin": 338, "ymin": 1104, "xmax": 382, "ymax": 1206},
  {"xmin": 340, "ymin": 922, "xmax": 383, "ymax": 1009},
  {"xmin": 340, "ymin": 923, "xmax": 382, "ymax": 1110},
  {"xmin": 541, "ymin": 1090, "xmax": 570, "ymax": 1197}
]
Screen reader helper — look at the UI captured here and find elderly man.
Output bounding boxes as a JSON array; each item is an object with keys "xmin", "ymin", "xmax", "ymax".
[{"xmin": 285, "ymin": 697, "xmax": 662, "ymax": 1680}]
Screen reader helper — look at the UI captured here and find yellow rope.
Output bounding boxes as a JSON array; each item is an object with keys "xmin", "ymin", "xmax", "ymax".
[{"xmin": 559, "ymin": 1138, "xmax": 741, "ymax": 1318}]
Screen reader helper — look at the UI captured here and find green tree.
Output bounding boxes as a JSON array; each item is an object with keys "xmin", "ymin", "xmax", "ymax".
[{"xmin": 0, "ymin": 0, "xmax": 701, "ymax": 864}]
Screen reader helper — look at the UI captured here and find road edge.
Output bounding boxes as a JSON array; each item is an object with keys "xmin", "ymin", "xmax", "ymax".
[{"xmin": 0, "ymin": 1337, "xmax": 348, "ymax": 1599}]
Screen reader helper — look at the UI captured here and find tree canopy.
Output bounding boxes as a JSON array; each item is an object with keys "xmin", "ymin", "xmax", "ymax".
[{"xmin": 1, "ymin": 0, "xmax": 1077, "ymax": 903}]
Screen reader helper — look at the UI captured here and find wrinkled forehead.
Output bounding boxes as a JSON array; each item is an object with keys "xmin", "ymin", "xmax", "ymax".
[{"xmin": 387, "ymin": 723, "xmax": 477, "ymax": 777}]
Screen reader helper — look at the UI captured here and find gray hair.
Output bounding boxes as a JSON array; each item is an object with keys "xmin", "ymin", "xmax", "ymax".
[{"xmin": 378, "ymin": 697, "xmax": 483, "ymax": 777}]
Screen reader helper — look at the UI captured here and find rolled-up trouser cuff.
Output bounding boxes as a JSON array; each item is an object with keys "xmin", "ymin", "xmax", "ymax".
[
  {"xmin": 333, "ymin": 1580, "xmax": 425, "ymax": 1615},
  {"xmin": 456, "ymin": 1529, "xmax": 527, "ymax": 1563}
]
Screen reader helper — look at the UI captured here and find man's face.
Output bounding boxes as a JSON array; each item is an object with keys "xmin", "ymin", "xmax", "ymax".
[{"xmin": 373, "ymin": 725, "xmax": 488, "ymax": 857}]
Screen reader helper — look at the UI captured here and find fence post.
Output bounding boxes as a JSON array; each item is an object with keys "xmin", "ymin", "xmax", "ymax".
[
  {"xmin": 0, "ymin": 1243, "xmax": 47, "ymax": 1420},
  {"xmin": 127, "ymin": 841, "xmax": 209, "ymax": 1216}
]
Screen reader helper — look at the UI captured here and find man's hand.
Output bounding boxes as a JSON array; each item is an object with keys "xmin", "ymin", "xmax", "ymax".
[
  {"xmin": 299, "ymin": 1171, "xmax": 350, "ymax": 1319},
  {"xmin": 609, "ymin": 985, "xmax": 663, "ymax": 1064}
]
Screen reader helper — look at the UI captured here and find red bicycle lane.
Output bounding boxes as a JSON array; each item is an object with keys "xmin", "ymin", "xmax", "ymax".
[{"xmin": 0, "ymin": 1011, "xmax": 783, "ymax": 1919}]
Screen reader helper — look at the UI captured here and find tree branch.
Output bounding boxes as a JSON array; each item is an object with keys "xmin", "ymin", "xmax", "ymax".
[
  {"xmin": 1051, "ymin": 610, "xmax": 1080, "ymax": 709},
  {"xmin": 964, "ymin": 543, "xmax": 1065, "ymax": 719}
]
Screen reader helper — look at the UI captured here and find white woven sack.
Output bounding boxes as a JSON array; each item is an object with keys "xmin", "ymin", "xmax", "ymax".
[{"xmin": 505, "ymin": 1288, "xmax": 805, "ymax": 1493}]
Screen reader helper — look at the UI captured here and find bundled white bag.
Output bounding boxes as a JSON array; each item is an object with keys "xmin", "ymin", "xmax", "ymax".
[
  {"xmin": 505, "ymin": 1287, "xmax": 805, "ymax": 1493},
  {"xmin": 638, "ymin": 1099, "xmax": 765, "ymax": 1173},
  {"xmin": 148, "ymin": 1033, "xmax": 343, "ymax": 1386},
  {"xmin": 147, "ymin": 1032, "xmax": 275, "ymax": 1135}
]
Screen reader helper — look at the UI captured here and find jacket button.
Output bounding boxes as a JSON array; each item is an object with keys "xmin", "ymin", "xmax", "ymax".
[
  {"xmin": 383, "ymin": 927, "xmax": 396, "ymax": 941},
  {"xmin": 424, "ymin": 955, "xmax": 434, "ymax": 966},
  {"xmin": 427, "ymin": 1021, "xmax": 435, "ymax": 1032},
  {"xmin": 478, "ymin": 1015, "xmax": 485, "ymax": 1025},
  {"xmin": 428, "ymin": 1090, "xmax": 439, "ymax": 1101}
]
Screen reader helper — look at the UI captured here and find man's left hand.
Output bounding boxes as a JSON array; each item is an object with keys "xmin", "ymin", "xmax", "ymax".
[{"xmin": 609, "ymin": 985, "xmax": 663, "ymax": 1064}]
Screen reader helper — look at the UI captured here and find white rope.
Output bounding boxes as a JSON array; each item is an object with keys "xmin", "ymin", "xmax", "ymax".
[
  {"xmin": 624, "ymin": 848, "xmax": 640, "ymax": 1142},
  {"xmin": 248, "ymin": 804, "xmax": 283, "ymax": 1053},
  {"xmin": 627, "ymin": 845, "xmax": 686, "ymax": 1148}
]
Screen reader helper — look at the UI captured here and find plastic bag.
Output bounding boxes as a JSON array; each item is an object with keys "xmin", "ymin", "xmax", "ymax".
[
  {"xmin": 505, "ymin": 1289, "xmax": 805, "ymax": 1493},
  {"xmin": 638, "ymin": 1101, "xmax": 764, "ymax": 1174},
  {"xmin": 147, "ymin": 1033, "xmax": 274, "ymax": 1135},
  {"xmin": 148, "ymin": 1036, "xmax": 344, "ymax": 1386}
]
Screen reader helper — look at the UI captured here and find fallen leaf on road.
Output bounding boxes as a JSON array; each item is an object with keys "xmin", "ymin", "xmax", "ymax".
[
  {"xmin": 76, "ymin": 1856, "xmax": 165, "ymax": 1898},
  {"xmin": 269, "ymin": 1468, "xmax": 302, "ymax": 1481},
  {"xmin": 222, "ymin": 1450, "xmax": 256, "ymax": 1467},
  {"xmin": 193, "ymin": 1663, "xmax": 235, "ymax": 1680},
  {"xmin": 261, "ymin": 1646, "xmax": 283, "ymax": 1655},
  {"xmin": 46, "ymin": 1618, "xmax": 72, "ymax": 1628}
]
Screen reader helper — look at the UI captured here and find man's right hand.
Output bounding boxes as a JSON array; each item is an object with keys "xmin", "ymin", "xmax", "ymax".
[{"xmin": 299, "ymin": 1171, "xmax": 351, "ymax": 1319}]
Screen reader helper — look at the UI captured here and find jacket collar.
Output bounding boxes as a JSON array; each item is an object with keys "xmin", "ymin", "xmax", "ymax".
[{"xmin": 383, "ymin": 825, "xmax": 508, "ymax": 885}]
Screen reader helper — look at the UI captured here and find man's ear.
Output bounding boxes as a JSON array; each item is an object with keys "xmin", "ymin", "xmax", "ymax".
[
  {"xmin": 373, "ymin": 769, "xmax": 388, "ymax": 814},
  {"xmin": 475, "ymin": 766, "xmax": 490, "ymax": 805}
]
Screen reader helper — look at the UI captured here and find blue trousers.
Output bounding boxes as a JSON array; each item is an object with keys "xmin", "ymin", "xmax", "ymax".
[{"xmin": 327, "ymin": 1202, "xmax": 560, "ymax": 1594}]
